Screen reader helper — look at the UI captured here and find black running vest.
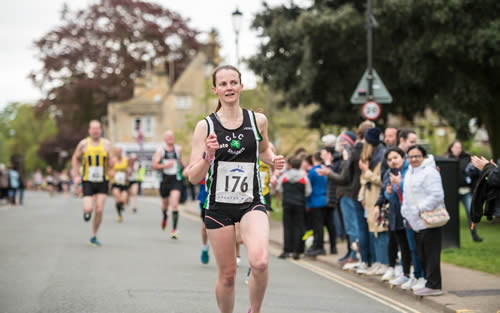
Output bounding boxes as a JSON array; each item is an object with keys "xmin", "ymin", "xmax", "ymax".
[
  {"xmin": 205, "ymin": 109, "xmax": 264, "ymax": 210},
  {"xmin": 160, "ymin": 145, "xmax": 182, "ymax": 182}
]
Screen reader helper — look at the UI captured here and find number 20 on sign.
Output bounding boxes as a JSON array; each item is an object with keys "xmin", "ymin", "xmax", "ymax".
[{"xmin": 362, "ymin": 101, "xmax": 381, "ymax": 121}]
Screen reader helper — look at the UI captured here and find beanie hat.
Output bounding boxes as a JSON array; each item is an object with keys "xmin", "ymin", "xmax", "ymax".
[
  {"xmin": 365, "ymin": 128, "xmax": 381, "ymax": 145},
  {"xmin": 340, "ymin": 131, "xmax": 356, "ymax": 146}
]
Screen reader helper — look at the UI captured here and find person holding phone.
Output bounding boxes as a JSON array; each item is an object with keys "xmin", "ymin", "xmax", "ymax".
[{"xmin": 375, "ymin": 147, "xmax": 412, "ymax": 287}]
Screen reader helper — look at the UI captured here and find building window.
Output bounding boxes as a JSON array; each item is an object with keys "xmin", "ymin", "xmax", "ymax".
[
  {"xmin": 176, "ymin": 95, "xmax": 191, "ymax": 110},
  {"xmin": 144, "ymin": 116, "xmax": 153, "ymax": 137},
  {"xmin": 132, "ymin": 117, "xmax": 141, "ymax": 138},
  {"xmin": 132, "ymin": 116, "xmax": 154, "ymax": 138}
]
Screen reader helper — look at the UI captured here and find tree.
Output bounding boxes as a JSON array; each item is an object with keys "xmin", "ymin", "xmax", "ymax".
[
  {"xmin": 0, "ymin": 103, "xmax": 58, "ymax": 173},
  {"xmin": 249, "ymin": 0, "xmax": 500, "ymax": 159},
  {"xmin": 31, "ymin": 0, "xmax": 200, "ymax": 164}
]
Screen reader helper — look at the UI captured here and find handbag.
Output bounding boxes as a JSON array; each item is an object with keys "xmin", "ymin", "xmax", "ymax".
[
  {"xmin": 408, "ymin": 176, "xmax": 450, "ymax": 228},
  {"xmin": 377, "ymin": 202, "xmax": 390, "ymax": 228}
]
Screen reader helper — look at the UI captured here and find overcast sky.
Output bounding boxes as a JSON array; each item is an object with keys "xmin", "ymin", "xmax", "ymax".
[{"xmin": 0, "ymin": 0, "xmax": 311, "ymax": 109}]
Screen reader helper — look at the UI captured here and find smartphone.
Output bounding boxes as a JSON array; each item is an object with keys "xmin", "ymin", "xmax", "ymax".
[{"xmin": 390, "ymin": 168, "xmax": 400, "ymax": 175}]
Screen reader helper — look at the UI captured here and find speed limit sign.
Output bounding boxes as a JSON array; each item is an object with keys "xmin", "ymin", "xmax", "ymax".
[{"xmin": 361, "ymin": 101, "xmax": 381, "ymax": 120}]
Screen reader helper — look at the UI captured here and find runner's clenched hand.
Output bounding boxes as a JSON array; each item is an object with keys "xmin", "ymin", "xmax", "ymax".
[{"xmin": 206, "ymin": 133, "xmax": 219, "ymax": 159}]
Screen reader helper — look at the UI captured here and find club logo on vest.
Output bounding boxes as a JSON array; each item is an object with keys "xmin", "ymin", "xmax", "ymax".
[{"xmin": 230, "ymin": 139, "xmax": 241, "ymax": 150}]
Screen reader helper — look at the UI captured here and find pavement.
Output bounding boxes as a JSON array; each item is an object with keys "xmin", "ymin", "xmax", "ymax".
[{"xmin": 180, "ymin": 201, "xmax": 500, "ymax": 313}]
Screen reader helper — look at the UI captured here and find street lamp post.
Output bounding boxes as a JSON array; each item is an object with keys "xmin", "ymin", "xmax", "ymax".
[{"xmin": 231, "ymin": 8, "xmax": 243, "ymax": 67}]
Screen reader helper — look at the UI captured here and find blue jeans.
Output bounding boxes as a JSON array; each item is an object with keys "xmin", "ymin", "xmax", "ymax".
[
  {"xmin": 341, "ymin": 197, "xmax": 371, "ymax": 263},
  {"xmin": 340, "ymin": 197, "xmax": 359, "ymax": 259},
  {"xmin": 8, "ymin": 188, "xmax": 17, "ymax": 204},
  {"xmin": 356, "ymin": 202, "xmax": 371, "ymax": 264},
  {"xmin": 405, "ymin": 225, "xmax": 424, "ymax": 278},
  {"xmin": 370, "ymin": 231, "xmax": 389, "ymax": 265},
  {"xmin": 460, "ymin": 192, "xmax": 478, "ymax": 236}
]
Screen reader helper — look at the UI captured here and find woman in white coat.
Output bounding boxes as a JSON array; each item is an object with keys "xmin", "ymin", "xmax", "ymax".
[{"xmin": 401, "ymin": 145, "xmax": 445, "ymax": 296}]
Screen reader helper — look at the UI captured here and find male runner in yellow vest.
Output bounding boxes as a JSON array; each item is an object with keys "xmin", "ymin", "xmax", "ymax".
[{"xmin": 72, "ymin": 120, "xmax": 114, "ymax": 246}]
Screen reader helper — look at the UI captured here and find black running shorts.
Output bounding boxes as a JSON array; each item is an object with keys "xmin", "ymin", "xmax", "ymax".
[
  {"xmin": 82, "ymin": 181, "xmax": 109, "ymax": 196},
  {"xmin": 200, "ymin": 204, "xmax": 206, "ymax": 223},
  {"xmin": 264, "ymin": 193, "xmax": 273, "ymax": 212},
  {"xmin": 112, "ymin": 184, "xmax": 128, "ymax": 192},
  {"xmin": 128, "ymin": 181, "xmax": 139, "ymax": 188},
  {"xmin": 160, "ymin": 180, "xmax": 183, "ymax": 198},
  {"xmin": 204, "ymin": 204, "xmax": 268, "ymax": 230}
]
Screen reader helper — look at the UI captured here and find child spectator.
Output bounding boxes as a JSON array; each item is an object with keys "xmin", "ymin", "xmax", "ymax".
[{"xmin": 278, "ymin": 157, "xmax": 311, "ymax": 260}]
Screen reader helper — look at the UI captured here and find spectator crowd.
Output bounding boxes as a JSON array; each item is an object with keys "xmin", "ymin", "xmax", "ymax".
[{"xmin": 271, "ymin": 121, "xmax": 498, "ymax": 297}]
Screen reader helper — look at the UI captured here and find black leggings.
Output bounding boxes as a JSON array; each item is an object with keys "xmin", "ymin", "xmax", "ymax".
[
  {"xmin": 389, "ymin": 229, "xmax": 412, "ymax": 277},
  {"xmin": 415, "ymin": 227, "xmax": 442, "ymax": 290}
]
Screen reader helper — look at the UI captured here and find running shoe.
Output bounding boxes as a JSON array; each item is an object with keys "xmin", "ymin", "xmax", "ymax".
[
  {"xmin": 161, "ymin": 218, "xmax": 167, "ymax": 231},
  {"xmin": 236, "ymin": 256, "xmax": 241, "ymax": 267},
  {"xmin": 201, "ymin": 249, "xmax": 209, "ymax": 264},
  {"xmin": 171, "ymin": 229, "xmax": 177, "ymax": 239},
  {"xmin": 83, "ymin": 212, "xmax": 92, "ymax": 222},
  {"xmin": 117, "ymin": 215, "xmax": 123, "ymax": 223},
  {"xmin": 89, "ymin": 236, "xmax": 101, "ymax": 247}
]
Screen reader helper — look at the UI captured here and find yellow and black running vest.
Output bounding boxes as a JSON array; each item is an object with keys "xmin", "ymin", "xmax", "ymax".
[
  {"xmin": 112, "ymin": 158, "xmax": 128, "ymax": 186},
  {"xmin": 82, "ymin": 138, "xmax": 109, "ymax": 183}
]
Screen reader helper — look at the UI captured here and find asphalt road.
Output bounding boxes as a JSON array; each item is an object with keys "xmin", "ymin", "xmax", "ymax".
[{"xmin": 0, "ymin": 192, "xmax": 439, "ymax": 313}]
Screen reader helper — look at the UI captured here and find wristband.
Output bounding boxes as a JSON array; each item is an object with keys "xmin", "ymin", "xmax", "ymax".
[{"xmin": 203, "ymin": 152, "xmax": 214, "ymax": 162}]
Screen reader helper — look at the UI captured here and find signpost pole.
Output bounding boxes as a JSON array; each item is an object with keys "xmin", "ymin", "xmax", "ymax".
[{"xmin": 367, "ymin": 0, "xmax": 374, "ymax": 101}]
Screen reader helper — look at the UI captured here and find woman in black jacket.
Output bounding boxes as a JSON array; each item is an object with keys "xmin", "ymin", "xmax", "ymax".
[{"xmin": 447, "ymin": 141, "xmax": 482, "ymax": 242}]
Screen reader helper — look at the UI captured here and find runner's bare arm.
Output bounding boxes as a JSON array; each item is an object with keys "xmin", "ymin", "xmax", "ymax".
[
  {"xmin": 255, "ymin": 113, "xmax": 285, "ymax": 170},
  {"xmin": 103, "ymin": 139, "xmax": 115, "ymax": 177},
  {"xmin": 186, "ymin": 120, "xmax": 214, "ymax": 184},
  {"xmin": 71, "ymin": 139, "xmax": 86, "ymax": 180},
  {"xmin": 177, "ymin": 147, "xmax": 185, "ymax": 168},
  {"xmin": 152, "ymin": 147, "xmax": 164, "ymax": 170}
]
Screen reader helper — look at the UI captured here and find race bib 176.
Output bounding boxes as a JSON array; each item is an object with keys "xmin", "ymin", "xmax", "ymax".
[{"xmin": 215, "ymin": 161, "xmax": 254, "ymax": 204}]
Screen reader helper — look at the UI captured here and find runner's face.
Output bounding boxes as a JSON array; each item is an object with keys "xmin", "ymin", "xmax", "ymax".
[
  {"xmin": 164, "ymin": 133, "xmax": 174, "ymax": 145},
  {"xmin": 89, "ymin": 122, "xmax": 101, "ymax": 139},
  {"xmin": 212, "ymin": 69, "xmax": 243, "ymax": 105}
]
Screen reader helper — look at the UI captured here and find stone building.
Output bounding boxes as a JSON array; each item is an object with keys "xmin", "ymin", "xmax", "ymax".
[{"xmin": 106, "ymin": 35, "xmax": 219, "ymax": 188}]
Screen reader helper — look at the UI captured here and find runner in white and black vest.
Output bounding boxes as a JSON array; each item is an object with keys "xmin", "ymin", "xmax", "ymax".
[
  {"xmin": 153, "ymin": 130, "xmax": 184, "ymax": 239},
  {"xmin": 186, "ymin": 65, "xmax": 285, "ymax": 313}
]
